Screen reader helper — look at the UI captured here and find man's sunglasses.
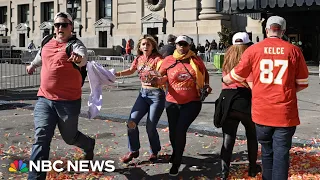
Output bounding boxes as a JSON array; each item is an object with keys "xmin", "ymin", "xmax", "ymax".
[
  {"xmin": 54, "ymin": 23, "xmax": 71, "ymax": 28},
  {"xmin": 176, "ymin": 42, "xmax": 189, "ymax": 47}
]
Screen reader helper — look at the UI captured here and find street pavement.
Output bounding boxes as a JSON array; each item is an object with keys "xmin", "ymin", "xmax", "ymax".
[{"xmin": 0, "ymin": 106, "xmax": 319, "ymax": 180}]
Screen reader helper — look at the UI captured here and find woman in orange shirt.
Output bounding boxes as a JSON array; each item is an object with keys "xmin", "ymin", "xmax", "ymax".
[{"xmin": 155, "ymin": 35, "xmax": 212, "ymax": 176}]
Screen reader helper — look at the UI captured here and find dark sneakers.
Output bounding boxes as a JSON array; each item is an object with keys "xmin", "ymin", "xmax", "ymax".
[
  {"xmin": 169, "ymin": 164, "xmax": 180, "ymax": 176},
  {"xmin": 121, "ymin": 151, "xmax": 139, "ymax": 163},
  {"xmin": 248, "ymin": 164, "xmax": 262, "ymax": 177},
  {"xmin": 84, "ymin": 138, "xmax": 95, "ymax": 160},
  {"xmin": 148, "ymin": 154, "xmax": 158, "ymax": 162}
]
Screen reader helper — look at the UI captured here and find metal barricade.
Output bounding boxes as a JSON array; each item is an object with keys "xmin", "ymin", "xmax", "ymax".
[
  {"xmin": 87, "ymin": 56, "xmax": 137, "ymax": 85},
  {"xmin": 0, "ymin": 58, "xmax": 41, "ymax": 91},
  {"xmin": 21, "ymin": 50, "xmax": 39, "ymax": 64},
  {"xmin": 0, "ymin": 54, "xmax": 136, "ymax": 92}
]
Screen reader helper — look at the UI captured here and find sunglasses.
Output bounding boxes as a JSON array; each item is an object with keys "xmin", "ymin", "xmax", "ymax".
[
  {"xmin": 177, "ymin": 42, "xmax": 189, "ymax": 47},
  {"xmin": 54, "ymin": 23, "xmax": 71, "ymax": 28}
]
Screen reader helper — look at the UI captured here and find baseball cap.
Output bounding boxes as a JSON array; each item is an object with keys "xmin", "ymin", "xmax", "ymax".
[
  {"xmin": 266, "ymin": 16, "xmax": 286, "ymax": 30},
  {"xmin": 232, "ymin": 32, "xmax": 251, "ymax": 45},
  {"xmin": 175, "ymin": 35, "xmax": 192, "ymax": 45},
  {"xmin": 54, "ymin": 12, "xmax": 73, "ymax": 23}
]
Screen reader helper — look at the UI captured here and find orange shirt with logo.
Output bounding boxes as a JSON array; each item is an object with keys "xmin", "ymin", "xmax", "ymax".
[
  {"xmin": 230, "ymin": 38, "xmax": 309, "ymax": 127},
  {"xmin": 159, "ymin": 56, "xmax": 201, "ymax": 104}
]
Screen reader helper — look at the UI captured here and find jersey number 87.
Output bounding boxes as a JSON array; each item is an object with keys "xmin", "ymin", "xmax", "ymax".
[{"xmin": 260, "ymin": 59, "xmax": 288, "ymax": 85}]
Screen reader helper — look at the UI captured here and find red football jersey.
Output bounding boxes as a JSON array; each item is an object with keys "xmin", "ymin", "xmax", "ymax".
[{"xmin": 229, "ymin": 38, "xmax": 309, "ymax": 127}]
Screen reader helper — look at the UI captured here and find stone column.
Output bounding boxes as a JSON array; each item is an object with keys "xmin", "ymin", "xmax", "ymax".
[{"xmin": 199, "ymin": 0, "xmax": 226, "ymax": 20}]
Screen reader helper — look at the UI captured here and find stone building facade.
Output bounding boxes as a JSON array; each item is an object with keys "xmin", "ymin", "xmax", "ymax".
[{"xmin": 0, "ymin": 0, "xmax": 264, "ymax": 52}]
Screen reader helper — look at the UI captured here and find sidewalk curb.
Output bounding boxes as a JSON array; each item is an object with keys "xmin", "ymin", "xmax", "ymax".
[{"xmin": 20, "ymin": 104, "xmax": 320, "ymax": 148}]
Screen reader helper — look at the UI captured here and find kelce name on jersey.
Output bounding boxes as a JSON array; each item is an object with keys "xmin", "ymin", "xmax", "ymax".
[{"xmin": 264, "ymin": 47, "xmax": 284, "ymax": 55}]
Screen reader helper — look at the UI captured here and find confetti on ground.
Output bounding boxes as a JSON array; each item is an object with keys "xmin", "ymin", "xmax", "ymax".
[
  {"xmin": 224, "ymin": 146, "xmax": 320, "ymax": 180},
  {"xmin": 1, "ymin": 132, "xmax": 319, "ymax": 179}
]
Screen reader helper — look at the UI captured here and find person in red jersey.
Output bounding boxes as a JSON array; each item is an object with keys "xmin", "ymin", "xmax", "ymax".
[
  {"xmin": 222, "ymin": 16, "xmax": 309, "ymax": 180},
  {"xmin": 215, "ymin": 32, "xmax": 261, "ymax": 180}
]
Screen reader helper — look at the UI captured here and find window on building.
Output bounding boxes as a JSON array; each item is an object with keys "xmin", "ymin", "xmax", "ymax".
[
  {"xmin": 0, "ymin": 7, "xmax": 7, "ymax": 24},
  {"xmin": 18, "ymin": 4, "xmax": 29, "ymax": 24},
  {"xmin": 67, "ymin": 0, "xmax": 81, "ymax": 21},
  {"xmin": 99, "ymin": 31, "xmax": 107, "ymax": 47},
  {"xmin": 99, "ymin": 0, "xmax": 112, "ymax": 19},
  {"xmin": 19, "ymin": 33, "xmax": 26, "ymax": 47},
  {"xmin": 42, "ymin": 2, "xmax": 54, "ymax": 22}
]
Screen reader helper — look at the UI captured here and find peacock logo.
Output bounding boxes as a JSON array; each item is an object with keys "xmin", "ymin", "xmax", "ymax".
[{"xmin": 9, "ymin": 160, "xmax": 29, "ymax": 173}]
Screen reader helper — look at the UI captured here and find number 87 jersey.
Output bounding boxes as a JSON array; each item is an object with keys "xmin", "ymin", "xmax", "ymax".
[{"xmin": 229, "ymin": 38, "xmax": 309, "ymax": 127}]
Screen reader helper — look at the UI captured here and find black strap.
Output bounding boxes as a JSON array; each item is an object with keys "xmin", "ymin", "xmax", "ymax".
[
  {"xmin": 180, "ymin": 61, "xmax": 200, "ymax": 89},
  {"xmin": 165, "ymin": 61, "xmax": 178, "ymax": 71}
]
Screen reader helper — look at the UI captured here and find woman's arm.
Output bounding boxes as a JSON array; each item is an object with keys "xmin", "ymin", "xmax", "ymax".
[
  {"xmin": 204, "ymin": 69, "xmax": 209, "ymax": 84},
  {"xmin": 115, "ymin": 68, "xmax": 136, "ymax": 77}
]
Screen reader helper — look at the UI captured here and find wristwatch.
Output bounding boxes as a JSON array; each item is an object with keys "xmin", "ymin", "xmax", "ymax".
[{"xmin": 221, "ymin": 77, "xmax": 224, "ymax": 83}]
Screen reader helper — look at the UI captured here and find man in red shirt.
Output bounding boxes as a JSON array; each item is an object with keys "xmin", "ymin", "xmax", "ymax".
[
  {"xmin": 26, "ymin": 12, "xmax": 95, "ymax": 180},
  {"xmin": 222, "ymin": 16, "xmax": 308, "ymax": 180}
]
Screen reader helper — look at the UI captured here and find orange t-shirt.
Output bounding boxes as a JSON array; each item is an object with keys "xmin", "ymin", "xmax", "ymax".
[
  {"xmin": 37, "ymin": 39, "xmax": 82, "ymax": 100},
  {"xmin": 230, "ymin": 38, "xmax": 309, "ymax": 127},
  {"xmin": 159, "ymin": 56, "xmax": 200, "ymax": 104}
]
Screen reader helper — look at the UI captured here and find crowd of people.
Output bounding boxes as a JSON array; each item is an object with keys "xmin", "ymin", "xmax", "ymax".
[{"xmin": 26, "ymin": 11, "xmax": 309, "ymax": 180}]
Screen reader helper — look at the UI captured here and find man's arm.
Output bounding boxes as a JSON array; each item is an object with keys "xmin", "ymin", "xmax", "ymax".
[
  {"xmin": 30, "ymin": 50, "xmax": 42, "ymax": 68},
  {"xmin": 294, "ymin": 47, "xmax": 309, "ymax": 92},
  {"xmin": 72, "ymin": 39, "xmax": 88, "ymax": 67},
  {"xmin": 222, "ymin": 48, "xmax": 253, "ymax": 85}
]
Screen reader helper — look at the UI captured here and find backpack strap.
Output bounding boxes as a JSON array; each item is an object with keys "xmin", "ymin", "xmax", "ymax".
[
  {"xmin": 40, "ymin": 34, "xmax": 55, "ymax": 56},
  {"xmin": 66, "ymin": 36, "xmax": 78, "ymax": 57},
  {"xmin": 65, "ymin": 37, "xmax": 82, "ymax": 70}
]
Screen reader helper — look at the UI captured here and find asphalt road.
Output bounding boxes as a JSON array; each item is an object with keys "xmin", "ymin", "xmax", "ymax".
[{"xmin": 0, "ymin": 106, "xmax": 319, "ymax": 179}]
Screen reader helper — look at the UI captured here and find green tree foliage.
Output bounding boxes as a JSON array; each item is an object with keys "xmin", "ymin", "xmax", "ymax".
[{"xmin": 218, "ymin": 26, "xmax": 234, "ymax": 48}]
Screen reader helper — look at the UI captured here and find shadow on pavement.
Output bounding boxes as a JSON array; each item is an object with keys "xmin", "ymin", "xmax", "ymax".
[{"xmin": 0, "ymin": 89, "xmax": 38, "ymax": 101}]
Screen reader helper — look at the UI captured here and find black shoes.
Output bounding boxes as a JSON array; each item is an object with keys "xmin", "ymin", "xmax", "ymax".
[
  {"xmin": 221, "ymin": 172, "xmax": 229, "ymax": 180},
  {"xmin": 248, "ymin": 164, "xmax": 262, "ymax": 177},
  {"xmin": 220, "ymin": 164, "xmax": 261, "ymax": 179},
  {"xmin": 84, "ymin": 138, "xmax": 95, "ymax": 160},
  {"xmin": 148, "ymin": 153, "xmax": 158, "ymax": 162},
  {"xmin": 169, "ymin": 164, "xmax": 180, "ymax": 176}
]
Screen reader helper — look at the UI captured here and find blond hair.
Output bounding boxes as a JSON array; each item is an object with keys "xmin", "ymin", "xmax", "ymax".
[
  {"xmin": 136, "ymin": 34, "xmax": 160, "ymax": 56},
  {"xmin": 222, "ymin": 44, "xmax": 249, "ymax": 73}
]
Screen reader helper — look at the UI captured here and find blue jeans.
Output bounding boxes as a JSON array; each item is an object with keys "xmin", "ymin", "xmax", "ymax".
[
  {"xmin": 28, "ymin": 97, "xmax": 94, "ymax": 180},
  {"xmin": 255, "ymin": 124, "xmax": 296, "ymax": 180},
  {"xmin": 127, "ymin": 88, "xmax": 165, "ymax": 154}
]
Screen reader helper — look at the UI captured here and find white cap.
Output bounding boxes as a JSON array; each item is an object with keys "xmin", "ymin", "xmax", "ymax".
[
  {"xmin": 232, "ymin": 32, "xmax": 251, "ymax": 45},
  {"xmin": 266, "ymin": 16, "xmax": 286, "ymax": 30},
  {"xmin": 175, "ymin": 35, "xmax": 192, "ymax": 45},
  {"xmin": 54, "ymin": 12, "xmax": 73, "ymax": 23}
]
